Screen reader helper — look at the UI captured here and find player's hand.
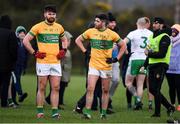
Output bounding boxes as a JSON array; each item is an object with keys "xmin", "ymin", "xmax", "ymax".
[
  {"xmin": 106, "ymin": 58, "xmax": 118, "ymax": 64},
  {"xmin": 57, "ymin": 48, "xmax": 67, "ymax": 60},
  {"xmin": 139, "ymin": 66, "xmax": 145, "ymax": 73},
  {"xmin": 33, "ymin": 51, "xmax": 46, "ymax": 59}
]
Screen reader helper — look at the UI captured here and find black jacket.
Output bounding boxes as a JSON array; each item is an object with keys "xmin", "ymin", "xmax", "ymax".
[
  {"xmin": 144, "ymin": 27, "xmax": 171, "ymax": 69},
  {"xmin": 0, "ymin": 28, "xmax": 18, "ymax": 72}
]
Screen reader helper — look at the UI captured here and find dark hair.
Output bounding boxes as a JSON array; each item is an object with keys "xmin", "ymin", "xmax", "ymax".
[
  {"xmin": 95, "ymin": 13, "xmax": 108, "ymax": 21},
  {"xmin": 0, "ymin": 15, "xmax": 12, "ymax": 29},
  {"xmin": 44, "ymin": 4, "xmax": 56, "ymax": 13}
]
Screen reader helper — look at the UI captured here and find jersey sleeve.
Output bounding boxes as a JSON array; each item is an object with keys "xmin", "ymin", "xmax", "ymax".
[
  {"xmin": 59, "ymin": 25, "xmax": 65, "ymax": 37},
  {"xmin": 126, "ymin": 32, "xmax": 133, "ymax": 41},
  {"xmin": 29, "ymin": 24, "xmax": 39, "ymax": 36},
  {"xmin": 112, "ymin": 31, "xmax": 121, "ymax": 43},
  {"xmin": 82, "ymin": 29, "xmax": 91, "ymax": 40}
]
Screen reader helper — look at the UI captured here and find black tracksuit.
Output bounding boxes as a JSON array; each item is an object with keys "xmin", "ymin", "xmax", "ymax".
[
  {"xmin": 0, "ymin": 15, "xmax": 18, "ymax": 107},
  {"xmin": 144, "ymin": 28, "xmax": 173, "ymax": 116}
]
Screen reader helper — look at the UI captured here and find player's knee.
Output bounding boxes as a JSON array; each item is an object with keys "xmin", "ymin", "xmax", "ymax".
[
  {"xmin": 52, "ymin": 85, "xmax": 60, "ymax": 91},
  {"xmin": 87, "ymin": 86, "xmax": 94, "ymax": 94},
  {"xmin": 102, "ymin": 88, "xmax": 109, "ymax": 94},
  {"xmin": 38, "ymin": 85, "xmax": 46, "ymax": 92}
]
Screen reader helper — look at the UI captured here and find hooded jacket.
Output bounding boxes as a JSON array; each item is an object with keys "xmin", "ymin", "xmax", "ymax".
[{"xmin": 0, "ymin": 15, "xmax": 18, "ymax": 72}]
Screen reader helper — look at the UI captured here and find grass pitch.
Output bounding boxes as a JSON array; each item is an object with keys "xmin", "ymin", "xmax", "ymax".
[{"xmin": 0, "ymin": 74, "xmax": 180, "ymax": 123}]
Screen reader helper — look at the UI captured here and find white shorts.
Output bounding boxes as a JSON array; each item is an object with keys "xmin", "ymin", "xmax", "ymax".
[
  {"xmin": 88, "ymin": 67, "xmax": 112, "ymax": 78},
  {"xmin": 36, "ymin": 63, "xmax": 62, "ymax": 76}
]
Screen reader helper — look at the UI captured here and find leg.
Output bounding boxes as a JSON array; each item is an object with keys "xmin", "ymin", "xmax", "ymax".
[
  {"xmin": 146, "ymin": 76, "xmax": 154, "ymax": 110},
  {"xmin": 109, "ymin": 62, "xmax": 120, "ymax": 97},
  {"xmin": 92, "ymin": 81, "xmax": 99, "ymax": 110},
  {"xmin": 36, "ymin": 76, "xmax": 48, "ymax": 116},
  {"xmin": 0, "ymin": 72, "xmax": 11, "ymax": 107},
  {"xmin": 126, "ymin": 88, "xmax": 132, "ymax": 108},
  {"xmin": 175, "ymin": 74, "xmax": 180, "ymax": 111},
  {"xmin": 45, "ymin": 85, "xmax": 51, "ymax": 105},
  {"xmin": 125, "ymin": 74, "xmax": 136, "ymax": 96},
  {"xmin": 83, "ymin": 74, "xmax": 98, "ymax": 119},
  {"xmin": 166, "ymin": 73, "xmax": 176, "ymax": 105},
  {"xmin": 149, "ymin": 67, "xmax": 173, "ymax": 117},
  {"xmin": 85, "ymin": 75, "xmax": 99, "ymax": 109},
  {"xmin": 59, "ymin": 81, "xmax": 67, "ymax": 105},
  {"xmin": 136, "ymin": 74, "xmax": 145, "ymax": 99},
  {"xmin": 49, "ymin": 75, "xmax": 60, "ymax": 108},
  {"xmin": 101, "ymin": 77, "xmax": 111, "ymax": 111}
]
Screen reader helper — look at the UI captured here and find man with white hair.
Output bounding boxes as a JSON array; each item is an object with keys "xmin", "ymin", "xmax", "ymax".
[{"xmin": 123, "ymin": 17, "xmax": 153, "ymax": 110}]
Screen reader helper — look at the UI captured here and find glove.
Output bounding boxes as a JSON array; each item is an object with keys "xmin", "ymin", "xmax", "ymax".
[
  {"xmin": 106, "ymin": 58, "xmax": 118, "ymax": 64},
  {"xmin": 33, "ymin": 51, "xmax": 46, "ymax": 59},
  {"xmin": 57, "ymin": 48, "xmax": 67, "ymax": 60}
]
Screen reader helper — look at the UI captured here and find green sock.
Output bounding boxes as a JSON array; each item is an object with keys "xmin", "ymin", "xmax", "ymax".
[
  {"xmin": 37, "ymin": 106, "xmax": 44, "ymax": 114},
  {"xmin": 149, "ymin": 100, "xmax": 152, "ymax": 105},
  {"xmin": 83, "ymin": 108, "xmax": 91, "ymax": 115},
  {"xmin": 101, "ymin": 109, "xmax": 107, "ymax": 115},
  {"xmin": 137, "ymin": 96, "xmax": 141, "ymax": 102},
  {"xmin": 134, "ymin": 96, "xmax": 138, "ymax": 104},
  {"xmin": 52, "ymin": 107, "xmax": 59, "ymax": 115},
  {"xmin": 8, "ymin": 98, "xmax": 13, "ymax": 104}
]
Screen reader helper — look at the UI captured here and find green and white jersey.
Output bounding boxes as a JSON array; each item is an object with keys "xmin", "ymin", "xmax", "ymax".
[{"xmin": 127, "ymin": 28, "xmax": 153, "ymax": 60}]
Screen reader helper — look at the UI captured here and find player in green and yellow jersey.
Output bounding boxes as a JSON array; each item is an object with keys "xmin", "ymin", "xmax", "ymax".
[
  {"xmin": 23, "ymin": 4, "xmax": 68, "ymax": 119},
  {"xmin": 75, "ymin": 14, "xmax": 126, "ymax": 119}
]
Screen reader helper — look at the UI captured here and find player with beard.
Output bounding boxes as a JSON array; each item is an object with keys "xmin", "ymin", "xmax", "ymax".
[{"xmin": 23, "ymin": 5, "xmax": 68, "ymax": 119}]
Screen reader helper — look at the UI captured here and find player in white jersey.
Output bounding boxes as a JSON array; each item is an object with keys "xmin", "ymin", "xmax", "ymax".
[{"xmin": 124, "ymin": 17, "xmax": 153, "ymax": 110}]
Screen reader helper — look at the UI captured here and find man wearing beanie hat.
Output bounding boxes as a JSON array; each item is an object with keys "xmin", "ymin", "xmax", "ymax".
[
  {"xmin": 23, "ymin": 4, "xmax": 68, "ymax": 119},
  {"xmin": 143, "ymin": 17, "xmax": 175, "ymax": 117},
  {"xmin": 106, "ymin": 12, "xmax": 119, "ymax": 114},
  {"xmin": 8, "ymin": 26, "xmax": 28, "ymax": 107},
  {"xmin": 75, "ymin": 13, "xmax": 126, "ymax": 119}
]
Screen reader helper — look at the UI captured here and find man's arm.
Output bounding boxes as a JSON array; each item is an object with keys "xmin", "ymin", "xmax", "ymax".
[
  {"xmin": 117, "ymin": 40, "xmax": 126, "ymax": 60},
  {"xmin": 23, "ymin": 33, "xmax": 35, "ymax": 55},
  {"xmin": 60, "ymin": 35, "xmax": 68, "ymax": 49},
  {"xmin": 147, "ymin": 36, "xmax": 170, "ymax": 58},
  {"xmin": 75, "ymin": 35, "xmax": 86, "ymax": 53}
]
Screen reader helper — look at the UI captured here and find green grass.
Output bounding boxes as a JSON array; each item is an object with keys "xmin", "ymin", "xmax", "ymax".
[{"xmin": 0, "ymin": 74, "xmax": 180, "ymax": 123}]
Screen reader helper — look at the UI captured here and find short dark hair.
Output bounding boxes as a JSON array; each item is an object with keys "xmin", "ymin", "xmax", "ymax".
[
  {"xmin": 95, "ymin": 13, "xmax": 108, "ymax": 21},
  {"xmin": 44, "ymin": 4, "xmax": 56, "ymax": 13}
]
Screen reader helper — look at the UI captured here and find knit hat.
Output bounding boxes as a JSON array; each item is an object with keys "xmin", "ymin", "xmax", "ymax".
[
  {"xmin": 153, "ymin": 17, "xmax": 164, "ymax": 24},
  {"xmin": 15, "ymin": 26, "xmax": 26, "ymax": 36},
  {"xmin": 107, "ymin": 12, "xmax": 116, "ymax": 22}
]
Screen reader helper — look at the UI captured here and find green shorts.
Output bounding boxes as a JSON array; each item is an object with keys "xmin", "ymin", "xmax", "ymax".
[{"xmin": 127, "ymin": 59, "xmax": 146, "ymax": 75}]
